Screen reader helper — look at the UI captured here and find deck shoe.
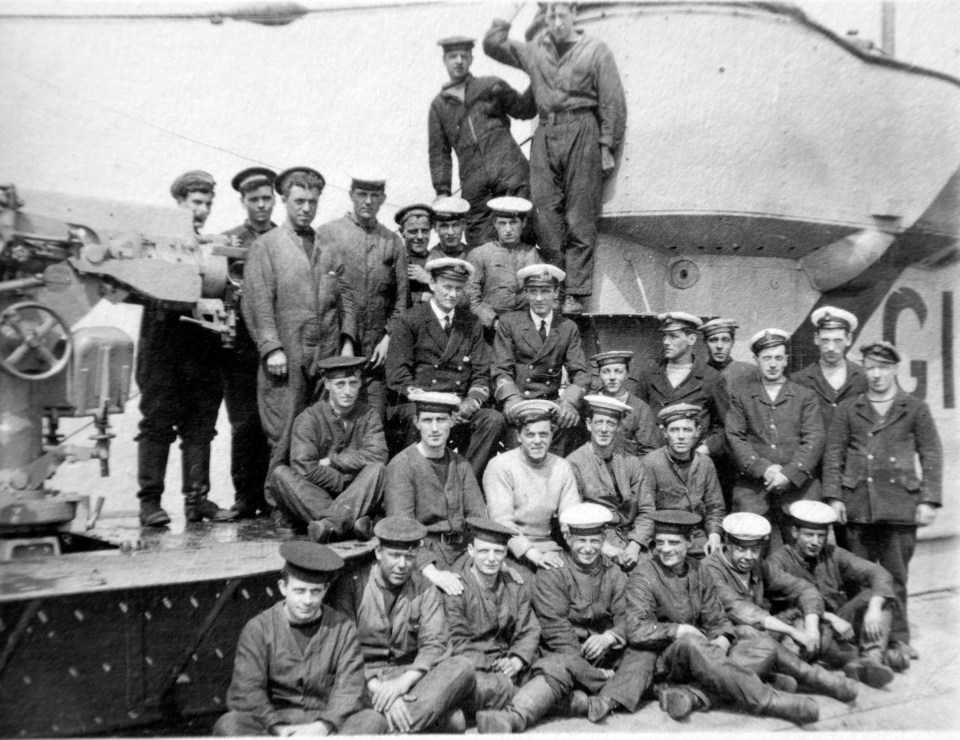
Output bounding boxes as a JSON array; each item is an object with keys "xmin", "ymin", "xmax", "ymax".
[
  {"xmin": 587, "ymin": 696, "xmax": 614, "ymax": 723},
  {"xmin": 185, "ymin": 495, "xmax": 238, "ymax": 523},
  {"xmin": 568, "ymin": 689, "xmax": 590, "ymax": 717},
  {"xmin": 139, "ymin": 500, "xmax": 171, "ymax": 527}
]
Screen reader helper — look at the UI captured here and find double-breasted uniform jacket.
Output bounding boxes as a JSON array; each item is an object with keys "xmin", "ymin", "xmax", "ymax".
[
  {"xmin": 289, "ymin": 400, "xmax": 388, "ymax": 492},
  {"xmin": 315, "ymin": 213, "xmax": 408, "ymax": 354},
  {"xmin": 443, "ymin": 559, "xmax": 541, "ymax": 670},
  {"xmin": 709, "ymin": 358, "xmax": 757, "ymax": 392},
  {"xmin": 726, "ymin": 376, "xmax": 825, "ymax": 496},
  {"xmin": 466, "ymin": 241, "xmax": 542, "ymax": 328},
  {"xmin": 822, "ymin": 390, "xmax": 943, "ymax": 525},
  {"xmin": 225, "ymin": 602, "xmax": 368, "ymax": 732},
  {"xmin": 701, "ymin": 550, "xmax": 824, "ymax": 628},
  {"xmin": 386, "ymin": 301, "xmax": 490, "ymax": 404},
  {"xmin": 625, "ymin": 557, "xmax": 737, "ymax": 653},
  {"xmin": 385, "ymin": 444, "xmax": 486, "ymax": 568},
  {"xmin": 533, "ymin": 551, "xmax": 628, "ymax": 655},
  {"xmin": 634, "ymin": 355, "xmax": 731, "ymax": 456},
  {"xmin": 791, "ymin": 360, "xmax": 868, "ymax": 432},
  {"xmin": 329, "ymin": 564, "xmax": 449, "ymax": 681},
  {"xmin": 566, "ymin": 442, "xmax": 655, "ymax": 547},
  {"xmin": 767, "ymin": 542, "xmax": 896, "ymax": 614},
  {"xmin": 639, "ymin": 447, "xmax": 725, "ymax": 542},
  {"xmin": 493, "ymin": 310, "xmax": 591, "ymax": 405}
]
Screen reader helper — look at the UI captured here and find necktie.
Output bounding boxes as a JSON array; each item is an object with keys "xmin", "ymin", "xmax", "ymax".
[
  {"xmin": 539, "ymin": 319, "xmax": 547, "ymax": 342},
  {"xmin": 443, "ymin": 315, "xmax": 452, "ymax": 334}
]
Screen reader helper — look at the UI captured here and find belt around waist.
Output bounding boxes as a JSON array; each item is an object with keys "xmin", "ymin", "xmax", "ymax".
[{"xmin": 538, "ymin": 108, "xmax": 594, "ymax": 125}]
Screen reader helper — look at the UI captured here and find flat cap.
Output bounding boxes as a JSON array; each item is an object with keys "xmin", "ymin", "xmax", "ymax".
[
  {"xmin": 438, "ymin": 35, "xmax": 476, "ymax": 51},
  {"xmin": 275, "ymin": 166, "xmax": 325, "ymax": 195},
  {"xmin": 170, "ymin": 170, "xmax": 215, "ymax": 199},
  {"xmin": 350, "ymin": 173, "xmax": 386, "ymax": 192},
  {"xmin": 231, "ymin": 166, "xmax": 277, "ymax": 193},
  {"xmin": 409, "ymin": 390, "xmax": 461, "ymax": 413},
  {"xmin": 518, "ymin": 263, "xmax": 565, "ymax": 286},
  {"xmin": 785, "ymin": 500, "xmax": 837, "ymax": 529},
  {"xmin": 512, "ymin": 399, "xmax": 559, "ymax": 426},
  {"xmin": 560, "ymin": 502, "xmax": 613, "ymax": 535},
  {"xmin": 583, "ymin": 394, "xmax": 632, "ymax": 419},
  {"xmin": 279, "ymin": 541, "xmax": 344, "ymax": 583},
  {"xmin": 652, "ymin": 510, "xmax": 701, "ymax": 535},
  {"xmin": 488, "ymin": 196, "xmax": 533, "ymax": 218},
  {"xmin": 591, "ymin": 350, "xmax": 633, "ymax": 368},
  {"xmin": 811, "ymin": 306, "xmax": 858, "ymax": 333},
  {"xmin": 722, "ymin": 512, "xmax": 771, "ymax": 543},
  {"xmin": 432, "ymin": 196, "xmax": 470, "ymax": 221},
  {"xmin": 395, "ymin": 203, "xmax": 436, "ymax": 227},
  {"xmin": 425, "ymin": 256, "xmax": 474, "ymax": 282},
  {"xmin": 860, "ymin": 340, "xmax": 901, "ymax": 364},
  {"xmin": 658, "ymin": 311, "xmax": 702, "ymax": 333},
  {"xmin": 466, "ymin": 516, "xmax": 516, "ymax": 545},
  {"xmin": 315, "ymin": 355, "xmax": 366, "ymax": 376},
  {"xmin": 701, "ymin": 317, "xmax": 739, "ymax": 338},
  {"xmin": 750, "ymin": 328, "xmax": 790, "ymax": 354},
  {"xmin": 657, "ymin": 402, "xmax": 702, "ymax": 425},
  {"xmin": 374, "ymin": 516, "xmax": 427, "ymax": 549}
]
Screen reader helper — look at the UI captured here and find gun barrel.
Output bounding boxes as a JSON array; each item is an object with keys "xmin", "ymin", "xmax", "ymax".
[{"xmin": 0, "ymin": 276, "xmax": 45, "ymax": 294}]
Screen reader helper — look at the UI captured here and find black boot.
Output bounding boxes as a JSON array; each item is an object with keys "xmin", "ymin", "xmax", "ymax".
[
  {"xmin": 762, "ymin": 691, "xmax": 820, "ymax": 724},
  {"xmin": 182, "ymin": 443, "xmax": 237, "ymax": 523},
  {"xmin": 476, "ymin": 710, "xmax": 522, "ymax": 734},
  {"xmin": 137, "ymin": 439, "xmax": 171, "ymax": 527},
  {"xmin": 658, "ymin": 687, "xmax": 704, "ymax": 721},
  {"xmin": 776, "ymin": 644, "xmax": 858, "ymax": 702}
]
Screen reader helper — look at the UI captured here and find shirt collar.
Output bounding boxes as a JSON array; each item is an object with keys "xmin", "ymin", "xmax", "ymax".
[
  {"xmin": 430, "ymin": 298, "xmax": 454, "ymax": 324},
  {"xmin": 530, "ymin": 309, "xmax": 554, "ymax": 333}
]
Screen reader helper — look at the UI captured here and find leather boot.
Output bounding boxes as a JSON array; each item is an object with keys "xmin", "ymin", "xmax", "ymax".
[
  {"xmin": 137, "ymin": 439, "xmax": 171, "ymax": 527},
  {"xmin": 844, "ymin": 653, "xmax": 895, "ymax": 689},
  {"xmin": 761, "ymin": 691, "xmax": 820, "ymax": 725},
  {"xmin": 567, "ymin": 689, "xmax": 590, "ymax": 717},
  {"xmin": 658, "ymin": 687, "xmax": 704, "ymax": 721},
  {"xmin": 476, "ymin": 710, "xmax": 522, "ymax": 734},
  {"xmin": 770, "ymin": 673, "xmax": 798, "ymax": 693},
  {"xmin": 885, "ymin": 642, "xmax": 911, "ymax": 672},
  {"xmin": 587, "ymin": 695, "xmax": 615, "ymax": 724},
  {"xmin": 182, "ymin": 443, "xmax": 237, "ymax": 523},
  {"xmin": 434, "ymin": 708, "xmax": 466, "ymax": 734},
  {"xmin": 776, "ymin": 645, "xmax": 858, "ymax": 702},
  {"xmin": 510, "ymin": 675, "xmax": 559, "ymax": 730}
]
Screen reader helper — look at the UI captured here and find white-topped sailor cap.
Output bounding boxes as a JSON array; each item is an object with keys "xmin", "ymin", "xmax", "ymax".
[
  {"xmin": 511, "ymin": 399, "xmax": 559, "ymax": 426},
  {"xmin": 811, "ymin": 306, "xmax": 858, "ymax": 333},
  {"xmin": 560, "ymin": 503, "xmax": 613, "ymax": 535},
  {"xmin": 488, "ymin": 196, "xmax": 533, "ymax": 218},
  {"xmin": 722, "ymin": 512, "xmax": 771, "ymax": 545},
  {"xmin": 590, "ymin": 350, "xmax": 633, "ymax": 368},
  {"xmin": 432, "ymin": 196, "xmax": 470, "ymax": 221},
  {"xmin": 583, "ymin": 394, "xmax": 632, "ymax": 420},
  {"xmin": 749, "ymin": 328, "xmax": 790, "ymax": 354},
  {"xmin": 517, "ymin": 264, "xmax": 565, "ymax": 287},
  {"xmin": 701, "ymin": 317, "xmax": 739, "ymax": 338},
  {"xmin": 658, "ymin": 312, "xmax": 702, "ymax": 333},
  {"xmin": 408, "ymin": 390, "xmax": 461, "ymax": 413},
  {"xmin": 785, "ymin": 500, "xmax": 837, "ymax": 530}
]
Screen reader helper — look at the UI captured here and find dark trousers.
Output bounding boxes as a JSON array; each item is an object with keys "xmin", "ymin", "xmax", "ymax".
[
  {"xmin": 530, "ymin": 113, "xmax": 603, "ymax": 297},
  {"xmin": 461, "ymin": 154, "xmax": 533, "ymax": 249},
  {"xmin": 388, "ymin": 402, "xmax": 506, "ymax": 481},
  {"xmin": 271, "ymin": 463, "xmax": 385, "ymax": 534},
  {"xmin": 845, "ymin": 523, "xmax": 916, "ymax": 644},
  {"xmin": 221, "ymin": 321, "xmax": 269, "ymax": 512},
  {"xmin": 212, "ymin": 708, "xmax": 386, "ymax": 736},
  {"xmin": 534, "ymin": 646, "xmax": 656, "ymax": 713},
  {"xmin": 375, "ymin": 656, "xmax": 476, "ymax": 732}
]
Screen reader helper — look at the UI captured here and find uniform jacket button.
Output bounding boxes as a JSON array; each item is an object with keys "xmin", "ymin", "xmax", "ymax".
[
  {"xmin": 889, "ymin": 457, "xmax": 896, "ymax": 462},
  {"xmin": 431, "ymin": 379, "xmax": 437, "ymax": 384},
  {"xmin": 524, "ymin": 391, "xmax": 531, "ymax": 396},
  {"xmin": 867, "ymin": 454, "xmax": 873, "ymax": 460},
  {"xmin": 867, "ymin": 477, "xmax": 873, "ymax": 482}
]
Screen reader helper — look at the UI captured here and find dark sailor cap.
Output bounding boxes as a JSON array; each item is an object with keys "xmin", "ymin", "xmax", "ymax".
[
  {"xmin": 466, "ymin": 517, "xmax": 516, "ymax": 545},
  {"xmin": 511, "ymin": 399, "xmax": 559, "ymax": 426},
  {"xmin": 652, "ymin": 510, "xmax": 701, "ymax": 535},
  {"xmin": 395, "ymin": 203, "xmax": 436, "ymax": 227},
  {"xmin": 426, "ymin": 257, "xmax": 474, "ymax": 282},
  {"xmin": 409, "ymin": 390, "xmax": 461, "ymax": 413},
  {"xmin": 701, "ymin": 317, "xmax": 739, "ymax": 338},
  {"xmin": 279, "ymin": 541, "xmax": 344, "ymax": 583},
  {"xmin": 590, "ymin": 350, "xmax": 633, "ymax": 368},
  {"xmin": 860, "ymin": 340, "xmax": 901, "ymax": 364},
  {"xmin": 438, "ymin": 35, "xmax": 476, "ymax": 52},
  {"xmin": 231, "ymin": 166, "xmax": 277, "ymax": 193},
  {"xmin": 170, "ymin": 170, "xmax": 215, "ymax": 199},
  {"xmin": 374, "ymin": 516, "xmax": 427, "ymax": 549},
  {"xmin": 314, "ymin": 356, "xmax": 366, "ymax": 377},
  {"xmin": 657, "ymin": 402, "xmax": 702, "ymax": 425},
  {"xmin": 275, "ymin": 166, "xmax": 325, "ymax": 195}
]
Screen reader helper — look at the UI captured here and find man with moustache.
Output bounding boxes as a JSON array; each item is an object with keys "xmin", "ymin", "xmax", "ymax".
[
  {"xmin": 270, "ymin": 356, "xmax": 386, "ymax": 543},
  {"xmin": 822, "ymin": 341, "xmax": 942, "ymax": 665},
  {"xmin": 136, "ymin": 170, "xmax": 236, "ymax": 527},
  {"xmin": 396, "ymin": 203, "xmax": 436, "ymax": 306},
  {"xmin": 428, "ymin": 196, "xmax": 471, "ymax": 261},
  {"xmin": 492, "ymin": 264, "xmax": 591, "ymax": 455},
  {"xmin": 484, "ymin": 2, "xmax": 627, "ymax": 315},
  {"xmin": 477, "ymin": 504, "xmax": 655, "ymax": 732},
  {"xmin": 588, "ymin": 350, "xmax": 659, "ymax": 458},
  {"xmin": 566, "ymin": 395, "xmax": 654, "ymax": 571},
  {"xmin": 726, "ymin": 329, "xmax": 825, "ymax": 550},
  {"xmin": 484, "ymin": 400, "xmax": 581, "ymax": 576},
  {"xmin": 213, "ymin": 542, "xmax": 386, "ymax": 736},
  {"xmin": 386, "ymin": 257, "xmax": 505, "ymax": 479},
  {"xmin": 316, "ymin": 175, "xmax": 408, "ymax": 418},
  {"xmin": 639, "ymin": 404, "xmax": 725, "ymax": 557},
  {"xmin": 635, "ymin": 312, "xmax": 730, "ymax": 463},
  {"xmin": 243, "ymin": 167, "xmax": 356, "ymax": 527},
  {"xmin": 428, "ymin": 36, "xmax": 536, "ymax": 248},
  {"xmin": 220, "ymin": 166, "xmax": 277, "ymax": 519},
  {"xmin": 442, "ymin": 518, "xmax": 542, "ymax": 718},
  {"xmin": 330, "ymin": 517, "xmax": 477, "ymax": 734},
  {"xmin": 466, "ymin": 197, "xmax": 542, "ymax": 337},
  {"xmin": 385, "ymin": 391, "xmax": 487, "ymax": 596}
]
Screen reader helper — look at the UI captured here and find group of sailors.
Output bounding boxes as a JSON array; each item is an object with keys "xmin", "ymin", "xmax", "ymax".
[{"xmin": 130, "ymin": 3, "xmax": 944, "ymax": 734}]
